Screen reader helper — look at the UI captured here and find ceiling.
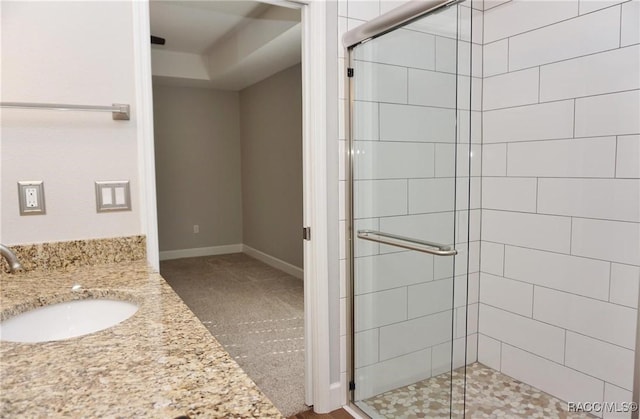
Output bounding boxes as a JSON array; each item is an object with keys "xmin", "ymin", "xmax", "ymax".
[
  {"xmin": 149, "ymin": 0, "xmax": 301, "ymax": 91},
  {"xmin": 149, "ymin": 1, "xmax": 267, "ymax": 54}
]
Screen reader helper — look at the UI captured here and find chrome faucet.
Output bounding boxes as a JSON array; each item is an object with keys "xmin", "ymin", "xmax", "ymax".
[{"xmin": 0, "ymin": 244, "xmax": 23, "ymax": 273}]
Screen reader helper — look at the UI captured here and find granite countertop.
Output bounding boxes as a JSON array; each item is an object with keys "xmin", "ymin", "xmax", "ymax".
[{"xmin": 0, "ymin": 261, "xmax": 283, "ymax": 418}]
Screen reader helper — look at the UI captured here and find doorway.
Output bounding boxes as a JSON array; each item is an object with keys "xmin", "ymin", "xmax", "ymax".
[
  {"xmin": 135, "ymin": 0, "xmax": 336, "ymax": 413},
  {"xmin": 149, "ymin": 1, "xmax": 307, "ymax": 416}
]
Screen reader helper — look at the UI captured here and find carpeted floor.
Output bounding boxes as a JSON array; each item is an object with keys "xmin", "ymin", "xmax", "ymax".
[{"xmin": 160, "ymin": 253, "xmax": 307, "ymax": 417}]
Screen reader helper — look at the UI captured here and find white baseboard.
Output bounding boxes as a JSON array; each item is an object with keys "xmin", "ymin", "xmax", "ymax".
[
  {"xmin": 159, "ymin": 244, "xmax": 304, "ymax": 280},
  {"xmin": 329, "ymin": 379, "xmax": 346, "ymax": 412},
  {"xmin": 159, "ymin": 244, "xmax": 243, "ymax": 261},
  {"xmin": 242, "ymin": 244, "xmax": 303, "ymax": 279}
]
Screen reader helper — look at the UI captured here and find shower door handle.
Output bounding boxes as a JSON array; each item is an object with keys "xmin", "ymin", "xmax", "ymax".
[{"xmin": 357, "ymin": 230, "xmax": 457, "ymax": 256}]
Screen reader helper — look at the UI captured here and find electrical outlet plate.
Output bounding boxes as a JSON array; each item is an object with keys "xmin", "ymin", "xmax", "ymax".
[
  {"xmin": 18, "ymin": 181, "xmax": 46, "ymax": 215},
  {"xmin": 95, "ymin": 181, "xmax": 131, "ymax": 213}
]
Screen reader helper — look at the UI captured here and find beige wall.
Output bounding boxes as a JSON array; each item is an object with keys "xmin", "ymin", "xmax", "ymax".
[
  {"xmin": 240, "ymin": 64, "xmax": 303, "ymax": 269},
  {"xmin": 1, "ymin": 1, "xmax": 141, "ymax": 245},
  {"xmin": 153, "ymin": 85, "xmax": 242, "ymax": 251}
]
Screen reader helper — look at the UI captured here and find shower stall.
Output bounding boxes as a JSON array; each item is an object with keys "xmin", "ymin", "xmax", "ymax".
[{"xmin": 343, "ymin": 0, "xmax": 640, "ymax": 417}]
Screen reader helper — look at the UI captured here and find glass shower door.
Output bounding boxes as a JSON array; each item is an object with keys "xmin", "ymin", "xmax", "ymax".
[{"xmin": 348, "ymin": 3, "xmax": 471, "ymax": 418}]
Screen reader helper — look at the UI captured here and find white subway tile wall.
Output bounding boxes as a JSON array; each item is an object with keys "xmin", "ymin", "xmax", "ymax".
[
  {"xmin": 539, "ymin": 45, "xmax": 640, "ymax": 102},
  {"xmin": 508, "ymin": 5, "xmax": 621, "ymax": 70},
  {"xmin": 532, "ymin": 287, "xmax": 637, "ymax": 350},
  {"xmin": 579, "ymin": 0, "xmax": 629, "ymax": 15},
  {"xmin": 575, "ymin": 90, "xmax": 640, "ymax": 137},
  {"xmin": 379, "ymin": 103, "xmax": 456, "ymax": 142},
  {"xmin": 477, "ymin": 333, "xmax": 502, "ymax": 370},
  {"xmin": 621, "ymin": 0, "xmax": 640, "ymax": 46},
  {"xmin": 604, "ymin": 383, "xmax": 635, "ymax": 419},
  {"xmin": 481, "ymin": 177, "xmax": 537, "ymax": 212},
  {"xmin": 482, "ymin": 39, "xmax": 508, "ymax": 77},
  {"xmin": 564, "ymin": 332, "xmax": 634, "ymax": 390},
  {"xmin": 484, "ymin": 100, "xmax": 575, "ymax": 143},
  {"xmin": 481, "ymin": 143, "xmax": 507, "ymax": 176},
  {"xmin": 482, "ymin": 67, "xmax": 540, "ymax": 110},
  {"xmin": 479, "ymin": 0, "xmax": 639, "ymax": 412},
  {"xmin": 355, "ymin": 347, "xmax": 432, "ymax": 400},
  {"xmin": 500, "ymin": 344, "xmax": 605, "ymax": 406},
  {"xmin": 610, "ymin": 264, "xmax": 640, "ymax": 309},
  {"xmin": 616, "ymin": 135, "xmax": 640, "ymax": 178},
  {"xmin": 506, "ymin": 137, "xmax": 617, "ymax": 178},
  {"xmin": 480, "ymin": 241, "xmax": 504, "ymax": 276},
  {"xmin": 479, "ymin": 304, "xmax": 566, "ymax": 363},
  {"xmin": 483, "ymin": 0, "xmax": 579, "ymax": 44},
  {"xmin": 338, "ymin": 0, "xmax": 639, "ymax": 411},
  {"xmin": 478, "ymin": 273, "xmax": 534, "ymax": 316}
]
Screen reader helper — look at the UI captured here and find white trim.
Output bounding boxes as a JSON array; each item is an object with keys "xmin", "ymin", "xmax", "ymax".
[
  {"xmin": 301, "ymin": 1, "xmax": 314, "ymax": 407},
  {"xmin": 132, "ymin": 0, "xmax": 160, "ymax": 272},
  {"xmin": 159, "ymin": 244, "xmax": 243, "ymax": 261},
  {"xmin": 329, "ymin": 381, "xmax": 345, "ymax": 410},
  {"xmin": 302, "ymin": 0, "xmax": 336, "ymax": 413},
  {"xmin": 242, "ymin": 245, "xmax": 303, "ymax": 279}
]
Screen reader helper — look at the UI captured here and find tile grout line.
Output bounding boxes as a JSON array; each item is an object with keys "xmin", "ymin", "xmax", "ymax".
[
  {"xmin": 406, "ymin": 286, "xmax": 409, "ymax": 321},
  {"xmin": 537, "ymin": 66, "xmax": 541, "ymax": 103},
  {"xmin": 482, "ymin": 87, "xmax": 639, "ymax": 114},
  {"xmin": 481, "ymin": 301, "xmax": 635, "ymax": 352},
  {"xmin": 608, "ymin": 262, "xmax": 613, "ymax": 302},
  {"xmin": 488, "ymin": 42, "xmax": 640, "ymax": 80},
  {"xmin": 619, "ymin": 3, "xmax": 623, "ymax": 48},
  {"xmin": 536, "ymin": 177, "xmax": 540, "ymax": 214},
  {"xmin": 406, "ymin": 178, "xmax": 409, "ymax": 215},
  {"xmin": 504, "ymin": 143, "xmax": 509, "ymax": 177},
  {"xmin": 563, "ymin": 328, "xmax": 568, "ymax": 365},
  {"xmin": 406, "ymin": 67, "xmax": 409, "ymax": 105},
  {"xmin": 359, "ymin": 207, "xmax": 638, "ymax": 227},
  {"xmin": 507, "ymin": 37, "xmax": 510, "ymax": 73},
  {"xmin": 480, "ymin": 238, "xmax": 640, "ymax": 269},
  {"xmin": 572, "ymin": 98, "xmax": 578, "ymax": 139},
  {"xmin": 359, "ymin": 42, "xmax": 639, "ymax": 86},
  {"xmin": 501, "ymin": 243, "xmax": 506, "ymax": 277},
  {"xmin": 569, "ymin": 217, "xmax": 573, "ymax": 255},
  {"xmin": 531, "ymin": 284, "xmax": 536, "ymax": 319},
  {"xmin": 614, "ymin": 135, "xmax": 619, "ymax": 178},
  {"xmin": 377, "ymin": 102, "xmax": 381, "ymax": 142},
  {"xmin": 498, "ymin": 339, "xmax": 631, "ymax": 390},
  {"xmin": 485, "ymin": 2, "xmax": 623, "ymax": 46}
]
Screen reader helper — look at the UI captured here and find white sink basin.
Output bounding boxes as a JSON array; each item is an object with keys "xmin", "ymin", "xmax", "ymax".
[{"xmin": 0, "ymin": 299, "xmax": 139, "ymax": 343}]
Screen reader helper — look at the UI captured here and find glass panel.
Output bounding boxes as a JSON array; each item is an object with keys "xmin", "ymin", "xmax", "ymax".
[{"xmin": 349, "ymin": 3, "xmax": 471, "ymax": 418}]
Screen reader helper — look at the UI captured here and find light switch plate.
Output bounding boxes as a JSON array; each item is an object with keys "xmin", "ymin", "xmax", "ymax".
[
  {"xmin": 18, "ymin": 181, "xmax": 46, "ymax": 215},
  {"xmin": 95, "ymin": 181, "xmax": 131, "ymax": 212}
]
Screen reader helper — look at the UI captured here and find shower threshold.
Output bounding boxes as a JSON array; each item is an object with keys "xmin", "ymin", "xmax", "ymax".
[{"xmin": 360, "ymin": 362, "xmax": 596, "ymax": 419}]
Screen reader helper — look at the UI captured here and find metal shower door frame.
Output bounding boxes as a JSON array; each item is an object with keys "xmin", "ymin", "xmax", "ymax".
[{"xmin": 343, "ymin": 0, "xmax": 468, "ymax": 416}]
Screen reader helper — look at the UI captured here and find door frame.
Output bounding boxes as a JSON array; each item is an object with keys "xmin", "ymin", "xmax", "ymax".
[{"xmin": 131, "ymin": 0, "xmax": 337, "ymax": 413}]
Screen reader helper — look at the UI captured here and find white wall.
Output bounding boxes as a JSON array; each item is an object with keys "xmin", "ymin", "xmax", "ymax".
[
  {"xmin": 478, "ymin": 0, "xmax": 640, "ymax": 415},
  {"xmin": 1, "ymin": 1, "xmax": 141, "ymax": 245}
]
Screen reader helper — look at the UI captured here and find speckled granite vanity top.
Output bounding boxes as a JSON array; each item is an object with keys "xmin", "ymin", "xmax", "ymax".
[{"xmin": 0, "ymin": 261, "xmax": 283, "ymax": 418}]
